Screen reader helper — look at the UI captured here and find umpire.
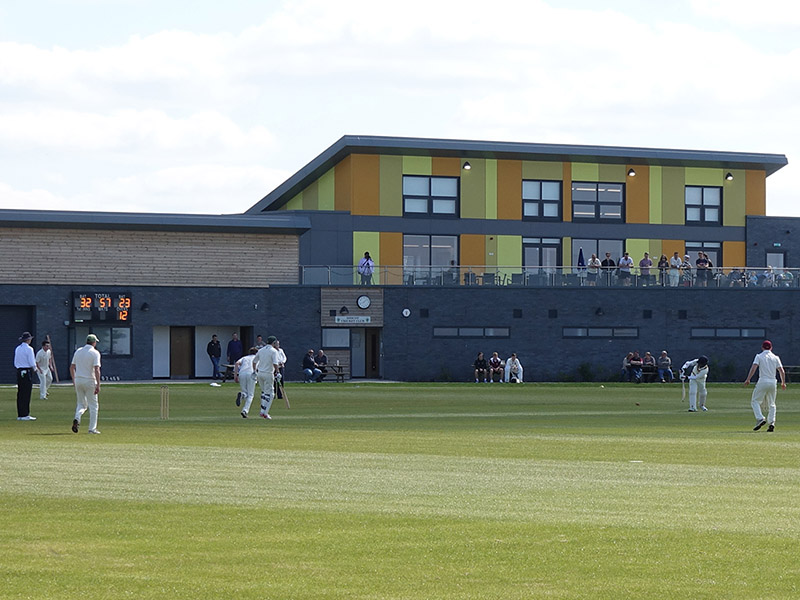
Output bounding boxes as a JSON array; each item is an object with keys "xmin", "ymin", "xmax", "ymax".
[{"xmin": 14, "ymin": 331, "xmax": 37, "ymax": 421}]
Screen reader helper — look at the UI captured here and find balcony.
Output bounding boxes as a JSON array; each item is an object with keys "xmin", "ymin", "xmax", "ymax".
[{"xmin": 299, "ymin": 266, "xmax": 799, "ymax": 289}]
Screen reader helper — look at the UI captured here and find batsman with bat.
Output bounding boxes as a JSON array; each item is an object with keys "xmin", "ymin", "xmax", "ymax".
[{"xmin": 252, "ymin": 335, "xmax": 281, "ymax": 420}]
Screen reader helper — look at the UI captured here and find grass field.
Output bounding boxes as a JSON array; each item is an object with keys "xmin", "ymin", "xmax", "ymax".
[{"xmin": 2, "ymin": 380, "xmax": 799, "ymax": 599}]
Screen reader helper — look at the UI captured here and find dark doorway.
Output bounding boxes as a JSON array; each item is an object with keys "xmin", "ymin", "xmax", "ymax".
[
  {"xmin": 365, "ymin": 328, "xmax": 381, "ymax": 379},
  {"xmin": 1, "ymin": 306, "xmax": 35, "ymax": 383},
  {"xmin": 170, "ymin": 326, "xmax": 193, "ymax": 379}
]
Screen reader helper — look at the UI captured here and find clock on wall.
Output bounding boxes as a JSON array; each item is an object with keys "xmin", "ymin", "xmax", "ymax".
[{"xmin": 357, "ymin": 295, "xmax": 371, "ymax": 309}]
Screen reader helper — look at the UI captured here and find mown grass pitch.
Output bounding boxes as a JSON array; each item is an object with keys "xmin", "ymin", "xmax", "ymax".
[{"xmin": 2, "ymin": 381, "xmax": 799, "ymax": 599}]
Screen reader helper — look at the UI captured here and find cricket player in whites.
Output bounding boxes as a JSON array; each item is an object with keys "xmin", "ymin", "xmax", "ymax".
[
  {"xmin": 681, "ymin": 355, "xmax": 709, "ymax": 412},
  {"xmin": 252, "ymin": 335, "xmax": 281, "ymax": 420},
  {"xmin": 70, "ymin": 333, "xmax": 102, "ymax": 434},
  {"xmin": 744, "ymin": 340, "xmax": 786, "ymax": 432},
  {"xmin": 234, "ymin": 347, "xmax": 258, "ymax": 418}
]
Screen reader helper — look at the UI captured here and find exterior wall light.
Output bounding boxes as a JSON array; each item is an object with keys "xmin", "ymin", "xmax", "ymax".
[
  {"xmin": 462, "ymin": 161, "xmax": 471, "ymax": 170},
  {"xmin": 627, "ymin": 168, "xmax": 636, "ymax": 177},
  {"xmin": 725, "ymin": 172, "xmax": 734, "ymax": 181}
]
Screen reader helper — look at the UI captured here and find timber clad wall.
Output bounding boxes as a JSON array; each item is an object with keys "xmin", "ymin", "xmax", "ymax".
[{"xmin": 0, "ymin": 228, "xmax": 299, "ymax": 286}]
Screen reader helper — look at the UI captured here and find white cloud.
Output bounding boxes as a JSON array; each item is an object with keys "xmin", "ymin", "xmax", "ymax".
[{"xmin": 691, "ymin": 0, "xmax": 800, "ymax": 26}]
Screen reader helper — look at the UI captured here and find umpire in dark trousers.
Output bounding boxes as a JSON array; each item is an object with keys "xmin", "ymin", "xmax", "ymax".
[{"xmin": 14, "ymin": 331, "xmax": 37, "ymax": 421}]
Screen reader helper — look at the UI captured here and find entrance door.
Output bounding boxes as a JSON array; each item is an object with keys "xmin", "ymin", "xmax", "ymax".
[
  {"xmin": 170, "ymin": 326, "xmax": 193, "ymax": 379},
  {"xmin": 365, "ymin": 328, "xmax": 381, "ymax": 379}
]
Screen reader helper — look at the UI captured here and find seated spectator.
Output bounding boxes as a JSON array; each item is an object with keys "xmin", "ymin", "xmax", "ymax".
[
  {"xmin": 657, "ymin": 350, "xmax": 674, "ymax": 383},
  {"xmin": 302, "ymin": 349, "xmax": 322, "ymax": 383},
  {"xmin": 779, "ymin": 269, "xmax": 794, "ymax": 287},
  {"xmin": 505, "ymin": 353, "xmax": 524, "ymax": 383},
  {"xmin": 629, "ymin": 351, "xmax": 643, "ymax": 383},
  {"xmin": 642, "ymin": 351, "xmax": 657, "ymax": 383},
  {"xmin": 473, "ymin": 352, "xmax": 488, "ymax": 383},
  {"xmin": 315, "ymin": 349, "xmax": 328, "ymax": 381},
  {"xmin": 622, "ymin": 352, "xmax": 634, "ymax": 381},
  {"xmin": 488, "ymin": 351, "xmax": 504, "ymax": 383}
]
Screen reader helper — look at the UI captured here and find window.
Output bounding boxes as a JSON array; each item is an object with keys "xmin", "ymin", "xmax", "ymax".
[
  {"xmin": 71, "ymin": 326, "xmax": 131, "ymax": 356},
  {"xmin": 403, "ymin": 235, "xmax": 458, "ymax": 284},
  {"xmin": 685, "ymin": 186, "xmax": 722, "ymax": 225},
  {"xmin": 563, "ymin": 327, "xmax": 638, "ymax": 338},
  {"xmin": 403, "ymin": 175, "xmax": 459, "ymax": 216},
  {"xmin": 685, "ymin": 241, "xmax": 721, "ymax": 269},
  {"xmin": 691, "ymin": 327, "xmax": 766, "ymax": 339},
  {"xmin": 433, "ymin": 327, "xmax": 510, "ymax": 338},
  {"xmin": 523, "ymin": 238, "xmax": 561, "ymax": 276},
  {"xmin": 523, "ymin": 180, "xmax": 561, "ymax": 220},
  {"xmin": 322, "ymin": 328, "xmax": 350, "ymax": 348},
  {"xmin": 571, "ymin": 182, "xmax": 624, "ymax": 222},
  {"xmin": 571, "ymin": 239, "xmax": 624, "ymax": 266}
]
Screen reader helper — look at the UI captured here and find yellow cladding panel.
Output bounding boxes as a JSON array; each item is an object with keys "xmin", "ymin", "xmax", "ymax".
[
  {"xmin": 380, "ymin": 155, "xmax": 402, "ymax": 217},
  {"xmin": 318, "ymin": 168, "xmax": 335, "ymax": 211},
  {"xmin": 496, "ymin": 235, "xmax": 522, "ymax": 280},
  {"xmin": 485, "ymin": 159, "xmax": 498, "ymax": 220},
  {"xmin": 661, "ymin": 166, "xmax": 685, "ymax": 225},
  {"xmin": 563, "ymin": 237, "xmax": 572, "ymax": 269},
  {"xmin": 745, "ymin": 170, "xmax": 766, "ymax": 215},
  {"xmin": 461, "ymin": 159, "xmax": 486, "ymax": 219},
  {"xmin": 625, "ymin": 239, "xmax": 651, "ymax": 269},
  {"xmin": 723, "ymin": 170, "xmax": 745, "ymax": 226},
  {"xmin": 284, "ymin": 193, "xmax": 303, "ymax": 210},
  {"xmin": 626, "ymin": 164, "xmax": 649, "ymax": 224},
  {"xmin": 353, "ymin": 231, "xmax": 380, "ymax": 285},
  {"xmin": 497, "ymin": 159, "xmax": 521, "ymax": 220},
  {"xmin": 572, "ymin": 163, "xmax": 599, "ymax": 181},
  {"xmin": 649, "ymin": 166, "xmax": 663, "ymax": 224},
  {"xmin": 723, "ymin": 241, "xmax": 746, "ymax": 268},
  {"xmin": 685, "ymin": 167, "xmax": 723, "ymax": 186},
  {"xmin": 522, "ymin": 160, "xmax": 563, "ymax": 180},
  {"xmin": 486, "ymin": 234, "xmax": 498, "ymax": 266},
  {"xmin": 402, "ymin": 156, "xmax": 432, "ymax": 175}
]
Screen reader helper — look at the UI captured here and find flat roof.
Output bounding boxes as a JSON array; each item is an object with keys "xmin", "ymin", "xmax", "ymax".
[
  {"xmin": 0, "ymin": 209, "xmax": 310, "ymax": 234},
  {"xmin": 247, "ymin": 135, "xmax": 788, "ymax": 213}
]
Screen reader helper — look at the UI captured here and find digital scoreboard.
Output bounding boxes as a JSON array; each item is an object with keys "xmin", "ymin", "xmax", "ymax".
[{"xmin": 72, "ymin": 292, "xmax": 132, "ymax": 323}]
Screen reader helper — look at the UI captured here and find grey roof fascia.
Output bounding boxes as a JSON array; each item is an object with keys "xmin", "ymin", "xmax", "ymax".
[
  {"xmin": 246, "ymin": 135, "xmax": 789, "ymax": 213},
  {"xmin": 0, "ymin": 209, "xmax": 310, "ymax": 234}
]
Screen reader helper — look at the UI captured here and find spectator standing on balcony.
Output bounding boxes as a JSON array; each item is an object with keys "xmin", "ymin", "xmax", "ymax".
[
  {"xmin": 601, "ymin": 252, "xmax": 616, "ymax": 286},
  {"xmin": 639, "ymin": 252, "xmax": 653, "ymax": 286},
  {"xmin": 681, "ymin": 255, "xmax": 693, "ymax": 286},
  {"xmin": 657, "ymin": 254, "xmax": 669, "ymax": 286},
  {"xmin": 669, "ymin": 252, "xmax": 682, "ymax": 287},
  {"xmin": 358, "ymin": 251, "xmax": 374, "ymax": 285},
  {"xmin": 473, "ymin": 352, "xmax": 488, "ymax": 383},
  {"xmin": 618, "ymin": 252, "xmax": 634, "ymax": 286},
  {"xmin": 695, "ymin": 252, "xmax": 709, "ymax": 287},
  {"xmin": 587, "ymin": 253, "xmax": 601, "ymax": 286},
  {"xmin": 657, "ymin": 350, "xmax": 674, "ymax": 383}
]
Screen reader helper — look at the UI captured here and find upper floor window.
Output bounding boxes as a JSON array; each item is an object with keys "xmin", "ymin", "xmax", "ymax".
[
  {"xmin": 571, "ymin": 182, "xmax": 624, "ymax": 222},
  {"xmin": 685, "ymin": 186, "xmax": 721, "ymax": 225},
  {"xmin": 523, "ymin": 180, "xmax": 561, "ymax": 220},
  {"xmin": 403, "ymin": 176, "xmax": 459, "ymax": 217}
]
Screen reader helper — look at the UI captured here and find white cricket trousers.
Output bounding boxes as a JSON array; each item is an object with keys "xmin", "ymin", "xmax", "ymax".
[
  {"xmin": 751, "ymin": 381, "xmax": 777, "ymax": 425},
  {"xmin": 256, "ymin": 372, "xmax": 275, "ymax": 417},
  {"xmin": 74, "ymin": 378, "xmax": 99, "ymax": 431},
  {"xmin": 239, "ymin": 373, "xmax": 256, "ymax": 415},
  {"xmin": 39, "ymin": 369, "xmax": 53, "ymax": 399},
  {"xmin": 688, "ymin": 380, "xmax": 707, "ymax": 411}
]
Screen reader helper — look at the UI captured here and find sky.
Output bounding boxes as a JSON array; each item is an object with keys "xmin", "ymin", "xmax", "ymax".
[{"xmin": 0, "ymin": 0, "xmax": 798, "ymax": 216}]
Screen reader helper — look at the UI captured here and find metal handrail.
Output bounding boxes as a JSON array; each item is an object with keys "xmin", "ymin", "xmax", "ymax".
[{"xmin": 298, "ymin": 265, "xmax": 800, "ymax": 288}]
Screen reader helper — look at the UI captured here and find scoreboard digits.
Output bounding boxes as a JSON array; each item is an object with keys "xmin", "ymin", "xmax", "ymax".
[{"xmin": 73, "ymin": 292, "xmax": 132, "ymax": 322}]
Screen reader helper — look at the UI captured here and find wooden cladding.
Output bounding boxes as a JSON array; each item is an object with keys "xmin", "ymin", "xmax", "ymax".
[
  {"xmin": 320, "ymin": 288, "xmax": 384, "ymax": 327},
  {"xmin": 0, "ymin": 227, "xmax": 299, "ymax": 287}
]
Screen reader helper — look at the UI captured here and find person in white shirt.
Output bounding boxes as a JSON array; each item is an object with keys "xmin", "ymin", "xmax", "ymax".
[
  {"xmin": 14, "ymin": 331, "xmax": 37, "ymax": 421},
  {"xmin": 681, "ymin": 355, "xmax": 709, "ymax": 412},
  {"xmin": 252, "ymin": 335, "xmax": 281, "ymax": 420},
  {"xmin": 617, "ymin": 252, "xmax": 634, "ymax": 286},
  {"xmin": 36, "ymin": 340, "xmax": 54, "ymax": 400},
  {"xmin": 504, "ymin": 353, "xmax": 524, "ymax": 383},
  {"xmin": 70, "ymin": 334, "xmax": 102, "ymax": 434},
  {"xmin": 669, "ymin": 252, "xmax": 682, "ymax": 287},
  {"xmin": 586, "ymin": 253, "xmax": 601, "ymax": 286},
  {"xmin": 234, "ymin": 347, "xmax": 258, "ymax": 418},
  {"xmin": 744, "ymin": 340, "xmax": 786, "ymax": 432}
]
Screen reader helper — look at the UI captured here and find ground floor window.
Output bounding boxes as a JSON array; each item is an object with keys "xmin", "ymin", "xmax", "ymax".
[{"xmin": 70, "ymin": 325, "xmax": 131, "ymax": 356}]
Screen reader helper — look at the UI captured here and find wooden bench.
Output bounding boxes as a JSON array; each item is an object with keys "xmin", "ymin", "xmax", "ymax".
[
  {"xmin": 783, "ymin": 365, "xmax": 800, "ymax": 383},
  {"xmin": 329, "ymin": 364, "xmax": 346, "ymax": 383}
]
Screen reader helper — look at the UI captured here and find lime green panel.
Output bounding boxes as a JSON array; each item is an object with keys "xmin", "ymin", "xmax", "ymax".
[
  {"xmin": 283, "ymin": 193, "xmax": 303, "ymax": 211},
  {"xmin": 649, "ymin": 240, "xmax": 663, "ymax": 261},
  {"xmin": 649, "ymin": 166, "xmax": 663, "ymax": 224},
  {"xmin": 685, "ymin": 167, "xmax": 723, "ymax": 186},
  {"xmin": 318, "ymin": 168, "xmax": 335, "ymax": 211},
  {"xmin": 661, "ymin": 167, "xmax": 685, "ymax": 225},
  {"xmin": 461, "ymin": 159, "xmax": 486, "ymax": 219},
  {"xmin": 380, "ymin": 155, "xmax": 402, "ymax": 217},
  {"xmin": 302, "ymin": 180, "xmax": 319, "ymax": 210},
  {"xmin": 353, "ymin": 231, "xmax": 380, "ymax": 285},
  {"xmin": 563, "ymin": 237, "xmax": 572, "ymax": 272},
  {"xmin": 485, "ymin": 234, "xmax": 498, "ymax": 267},
  {"xmin": 522, "ymin": 160, "xmax": 563, "ymax": 180},
  {"xmin": 723, "ymin": 170, "xmax": 746, "ymax": 226},
  {"xmin": 598, "ymin": 164, "xmax": 626, "ymax": 183},
  {"xmin": 485, "ymin": 159, "xmax": 498, "ymax": 220},
  {"xmin": 571, "ymin": 163, "xmax": 599, "ymax": 181},
  {"xmin": 496, "ymin": 235, "xmax": 522, "ymax": 280},
  {"xmin": 402, "ymin": 156, "xmax": 432, "ymax": 175},
  {"xmin": 625, "ymin": 239, "xmax": 650, "ymax": 267}
]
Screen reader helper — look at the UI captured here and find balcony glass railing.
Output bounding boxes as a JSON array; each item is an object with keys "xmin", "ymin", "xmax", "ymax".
[{"xmin": 298, "ymin": 266, "xmax": 800, "ymax": 288}]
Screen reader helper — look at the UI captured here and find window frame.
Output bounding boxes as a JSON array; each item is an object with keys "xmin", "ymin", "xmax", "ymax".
[
  {"xmin": 402, "ymin": 175, "xmax": 460, "ymax": 218},
  {"xmin": 685, "ymin": 185, "xmax": 722, "ymax": 226},
  {"xmin": 571, "ymin": 181, "xmax": 626, "ymax": 223},
  {"xmin": 522, "ymin": 179, "xmax": 562, "ymax": 221}
]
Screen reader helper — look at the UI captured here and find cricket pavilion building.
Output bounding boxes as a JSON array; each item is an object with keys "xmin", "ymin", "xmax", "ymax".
[{"xmin": 1, "ymin": 135, "xmax": 794, "ymax": 384}]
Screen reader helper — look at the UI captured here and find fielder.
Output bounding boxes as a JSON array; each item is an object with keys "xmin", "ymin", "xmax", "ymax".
[
  {"xmin": 252, "ymin": 335, "xmax": 281, "ymax": 420},
  {"xmin": 234, "ymin": 347, "xmax": 258, "ymax": 418},
  {"xmin": 70, "ymin": 334, "xmax": 102, "ymax": 434},
  {"xmin": 681, "ymin": 355, "xmax": 709, "ymax": 412},
  {"xmin": 744, "ymin": 340, "xmax": 785, "ymax": 432},
  {"xmin": 36, "ymin": 340, "xmax": 54, "ymax": 400}
]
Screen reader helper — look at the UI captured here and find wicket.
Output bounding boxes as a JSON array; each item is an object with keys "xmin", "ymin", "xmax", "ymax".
[{"xmin": 160, "ymin": 385, "xmax": 170, "ymax": 420}]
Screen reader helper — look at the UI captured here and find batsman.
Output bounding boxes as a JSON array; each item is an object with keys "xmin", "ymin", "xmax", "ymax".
[
  {"xmin": 252, "ymin": 335, "xmax": 281, "ymax": 420},
  {"xmin": 681, "ymin": 355, "xmax": 709, "ymax": 412}
]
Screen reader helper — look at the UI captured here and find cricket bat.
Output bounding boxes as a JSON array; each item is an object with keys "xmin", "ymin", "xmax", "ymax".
[{"xmin": 279, "ymin": 381, "xmax": 290, "ymax": 409}]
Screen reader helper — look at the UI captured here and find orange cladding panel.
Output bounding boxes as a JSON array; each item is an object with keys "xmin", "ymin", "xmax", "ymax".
[
  {"xmin": 497, "ymin": 160, "xmax": 522, "ymax": 221},
  {"xmin": 626, "ymin": 164, "xmax": 649, "ymax": 223},
  {"xmin": 432, "ymin": 156, "xmax": 462, "ymax": 176},
  {"xmin": 350, "ymin": 154, "xmax": 381, "ymax": 215},
  {"xmin": 460, "ymin": 234, "xmax": 486, "ymax": 269},
  {"xmin": 723, "ymin": 241, "xmax": 746, "ymax": 268},
  {"xmin": 562, "ymin": 163, "xmax": 572, "ymax": 222},
  {"xmin": 745, "ymin": 170, "xmax": 766, "ymax": 215},
  {"xmin": 661, "ymin": 240, "xmax": 685, "ymax": 261},
  {"xmin": 334, "ymin": 155, "xmax": 352, "ymax": 212},
  {"xmin": 380, "ymin": 232, "xmax": 404, "ymax": 285}
]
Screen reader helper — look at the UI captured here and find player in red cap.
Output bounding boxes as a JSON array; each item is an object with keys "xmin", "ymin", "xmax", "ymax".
[{"xmin": 744, "ymin": 340, "xmax": 786, "ymax": 432}]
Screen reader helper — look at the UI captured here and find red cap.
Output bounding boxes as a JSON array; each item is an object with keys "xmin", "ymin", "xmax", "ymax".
[{"xmin": 762, "ymin": 340, "xmax": 772, "ymax": 350}]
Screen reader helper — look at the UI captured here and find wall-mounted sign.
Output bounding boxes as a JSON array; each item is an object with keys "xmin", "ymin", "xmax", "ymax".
[
  {"xmin": 335, "ymin": 315, "xmax": 372, "ymax": 324},
  {"xmin": 73, "ymin": 292, "xmax": 132, "ymax": 323}
]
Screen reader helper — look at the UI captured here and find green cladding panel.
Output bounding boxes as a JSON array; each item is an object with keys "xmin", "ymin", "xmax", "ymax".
[
  {"xmin": 318, "ymin": 168, "xmax": 335, "ymax": 211},
  {"xmin": 485, "ymin": 159, "xmax": 498, "ymax": 220},
  {"xmin": 380, "ymin": 155, "xmax": 403, "ymax": 216},
  {"xmin": 661, "ymin": 167, "xmax": 685, "ymax": 225},
  {"xmin": 723, "ymin": 170, "xmax": 746, "ymax": 226},
  {"xmin": 402, "ymin": 156, "xmax": 432, "ymax": 175},
  {"xmin": 461, "ymin": 159, "xmax": 487, "ymax": 219}
]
